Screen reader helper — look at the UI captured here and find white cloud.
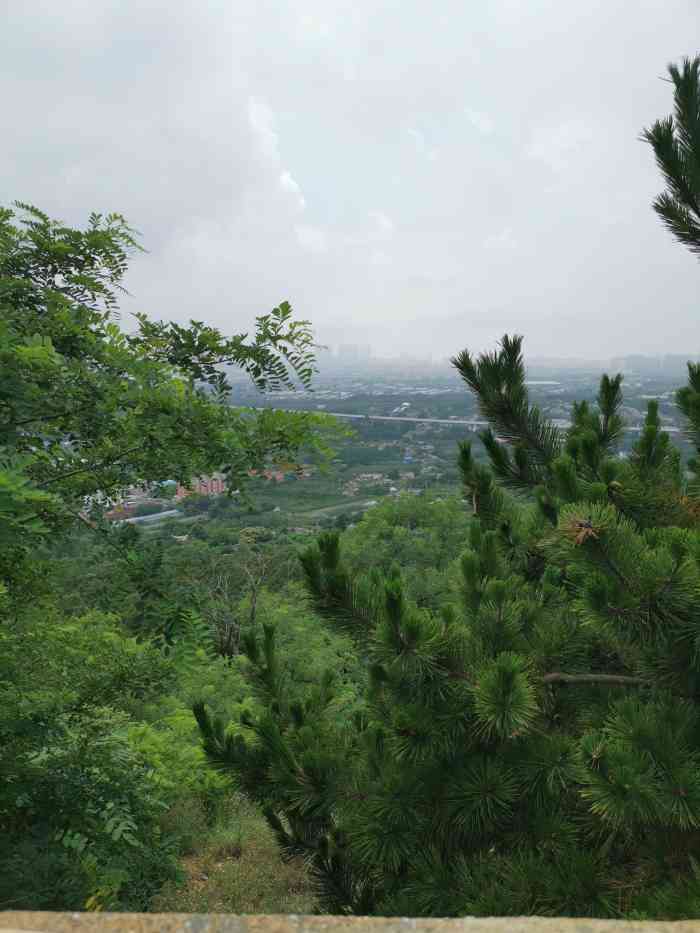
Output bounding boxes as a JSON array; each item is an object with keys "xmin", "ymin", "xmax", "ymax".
[
  {"xmin": 465, "ymin": 108, "xmax": 494, "ymax": 136},
  {"xmin": 279, "ymin": 170, "xmax": 307, "ymax": 211},
  {"xmin": 525, "ymin": 119, "xmax": 595, "ymax": 173},
  {"xmin": 295, "ymin": 224, "xmax": 329, "ymax": 254},
  {"xmin": 248, "ymin": 97, "xmax": 279, "ymax": 161},
  {"xmin": 408, "ymin": 128, "xmax": 439, "ymax": 162},
  {"xmin": 369, "ymin": 210, "xmax": 394, "ymax": 239},
  {"xmin": 248, "ymin": 99, "xmax": 307, "ymax": 212},
  {"xmin": 484, "ymin": 226, "xmax": 517, "ymax": 250},
  {"xmin": 370, "ymin": 249, "xmax": 391, "ymax": 267},
  {"xmin": 3, "ymin": 0, "xmax": 699, "ymax": 358},
  {"xmin": 295, "ymin": 12, "xmax": 332, "ymax": 42}
]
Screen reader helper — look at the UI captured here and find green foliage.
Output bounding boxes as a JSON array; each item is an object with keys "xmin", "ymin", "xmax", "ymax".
[
  {"xmin": 126, "ymin": 719, "xmax": 232, "ymax": 837},
  {"xmin": 0, "ymin": 607, "xmax": 178, "ymax": 910},
  {"xmin": 132, "ymin": 300, "xmax": 317, "ymax": 395},
  {"xmin": 340, "ymin": 494, "xmax": 471, "ymax": 609},
  {"xmin": 1, "ymin": 607, "xmax": 173, "ymax": 725},
  {"xmin": 0, "ymin": 199, "xmax": 337, "ymax": 912},
  {"xmin": 0, "ymin": 200, "xmax": 331, "ymax": 588}
]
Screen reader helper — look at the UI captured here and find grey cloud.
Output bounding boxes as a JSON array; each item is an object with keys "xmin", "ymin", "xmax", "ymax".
[{"xmin": 2, "ymin": 0, "xmax": 698, "ymax": 359}]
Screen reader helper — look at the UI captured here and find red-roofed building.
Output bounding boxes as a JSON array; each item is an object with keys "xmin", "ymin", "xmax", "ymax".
[{"xmin": 175, "ymin": 472, "xmax": 227, "ymax": 498}]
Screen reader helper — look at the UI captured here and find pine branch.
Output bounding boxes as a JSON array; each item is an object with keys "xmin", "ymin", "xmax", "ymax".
[
  {"xmin": 452, "ymin": 335, "xmax": 561, "ymax": 492},
  {"xmin": 457, "ymin": 440, "xmax": 509, "ymax": 527},
  {"xmin": 652, "ymin": 193, "xmax": 700, "ymax": 257},
  {"xmin": 597, "ymin": 373, "xmax": 625, "ymax": 451},
  {"xmin": 299, "ymin": 532, "xmax": 384, "ymax": 639},
  {"xmin": 677, "ymin": 363, "xmax": 700, "ymax": 453},
  {"xmin": 542, "ymin": 672, "xmax": 647, "ymax": 687},
  {"xmin": 641, "ymin": 55, "xmax": 700, "ymax": 258}
]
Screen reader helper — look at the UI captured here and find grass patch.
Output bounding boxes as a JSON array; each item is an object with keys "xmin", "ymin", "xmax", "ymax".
[{"xmin": 151, "ymin": 793, "xmax": 316, "ymax": 915}]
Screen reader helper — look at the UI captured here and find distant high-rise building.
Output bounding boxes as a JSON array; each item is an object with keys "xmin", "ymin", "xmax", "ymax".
[
  {"xmin": 338, "ymin": 343, "xmax": 371, "ymax": 361},
  {"xmin": 610, "ymin": 355, "xmax": 662, "ymax": 375},
  {"xmin": 663, "ymin": 353, "xmax": 698, "ymax": 375},
  {"xmin": 609, "ymin": 354, "xmax": 698, "ymax": 377}
]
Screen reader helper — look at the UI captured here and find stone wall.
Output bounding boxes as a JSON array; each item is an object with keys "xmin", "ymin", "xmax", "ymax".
[{"xmin": 3, "ymin": 916, "xmax": 700, "ymax": 933}]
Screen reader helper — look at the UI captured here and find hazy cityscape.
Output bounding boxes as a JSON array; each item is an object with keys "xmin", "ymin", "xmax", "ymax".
[{"xmin": 237, "ymin": 349, "xmax": 694, "ymax": 438}]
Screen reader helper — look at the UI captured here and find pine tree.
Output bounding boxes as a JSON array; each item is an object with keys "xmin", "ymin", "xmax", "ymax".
[{"xmin": 195, "ymin": 342, "xmax": 700, "ymax": 918}]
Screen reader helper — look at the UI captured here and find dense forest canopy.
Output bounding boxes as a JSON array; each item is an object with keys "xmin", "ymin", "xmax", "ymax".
[{"xmin": 3, "ymin": 55, "xmax": 700, "ymax": 919}]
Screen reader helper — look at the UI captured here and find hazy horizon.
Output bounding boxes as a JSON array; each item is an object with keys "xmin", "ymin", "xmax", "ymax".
[
  {"xmin": 3, "ymin": 1, "xmax": 698, "ymax": 359},
  {"xmin": 317, "ymin": 345, "xmax": 700, "ymax": 365}
]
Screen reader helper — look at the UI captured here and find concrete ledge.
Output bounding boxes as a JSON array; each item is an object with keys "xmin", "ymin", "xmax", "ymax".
[{"xmin": 3, "ymin": 916, "xmax": 700, "ymax": 933}]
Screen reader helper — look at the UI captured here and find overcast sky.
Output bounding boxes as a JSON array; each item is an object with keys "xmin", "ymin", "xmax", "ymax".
[{"xmin": 3, "ymin": 0, "xmax": 698, "ymax": 360}]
